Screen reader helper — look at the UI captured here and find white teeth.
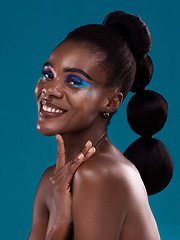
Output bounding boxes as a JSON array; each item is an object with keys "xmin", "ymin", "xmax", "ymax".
[
  {"xmin": 42, "ymin": 105, "xmax": 64, "ymax": 114},
  {"xmin": 43, "ymin": 105, "xmax": 47, "ymax": 111}
]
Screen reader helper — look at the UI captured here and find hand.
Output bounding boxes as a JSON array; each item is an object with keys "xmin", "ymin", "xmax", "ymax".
[{"xmin": 50, "ymin": 134, "xmax": 96, "ymax": 225}]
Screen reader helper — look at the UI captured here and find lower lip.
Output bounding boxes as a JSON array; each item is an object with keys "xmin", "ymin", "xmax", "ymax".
[{"xmin": 39, "ymin": 107, "xmax": 67, "ymax": 118}]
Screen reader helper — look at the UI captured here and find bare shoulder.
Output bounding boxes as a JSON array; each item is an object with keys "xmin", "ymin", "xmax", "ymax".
[
  {"xmin": 32, "ymin": 165, "xmax": 56, "ymax": 213},
  {"xmin": 37, "ymin": 165, "xmax": 56, "ymax": 205},
  {"xmin": 72, "ymin": 146, "xmax": 160, "ymax": 240},
  {"xmin": 72, "ymin": 145, "xmax": 146, "ymax": 220},
  {"xmin": 27, "ymin": 165, "xmax": 55, "ymax": 240},
  {"xmin": 38, "ymin": 165, "xmax": 55, "ymax": 193},
  {"xmin": 71, "ymin": 148, "xmax": 143, "ymax": 239},
  {"xmin": 73, "ymin": 146, "xmax": 147, "ymax": 203},
  {"xmin": 42, "ymin": 165, "xmax": 55, "ymax": 178}
]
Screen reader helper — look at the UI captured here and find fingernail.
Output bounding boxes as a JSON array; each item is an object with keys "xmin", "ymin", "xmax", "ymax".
[
  {"xmin": 85, "ymin": 141, "xmax": 89, "ymax": 147},
  {"xmin": 78, "ymin": 153, "xmax": 84, "ymax": 160},
  {"xmin": 56, "ymin": 134, "xmax": 60, "ymax": 140},
  {"xmin": 88, "ymin": 147, "xmax": 95, "ymax": 154},
  {"xmin": 85, "ymin": 140, "xmax": 92, "ymax": 147}
]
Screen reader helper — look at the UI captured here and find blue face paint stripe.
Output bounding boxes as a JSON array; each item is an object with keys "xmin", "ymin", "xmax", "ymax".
[{"xmin": 79, "ymin": 87, "xmax": 102, "ymax": 100}]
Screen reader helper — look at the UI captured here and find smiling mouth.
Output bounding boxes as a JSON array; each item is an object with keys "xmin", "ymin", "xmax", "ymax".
[{"xmin": 39, "ymin": 101, "xmax": 67, "ymax": 118}]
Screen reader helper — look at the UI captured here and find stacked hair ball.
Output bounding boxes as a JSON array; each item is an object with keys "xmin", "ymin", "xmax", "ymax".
[
  {"xmin": 103, "ymin": 11, "xmax": 173, "ymax": 195},
  {"xmin": 124, "ymin": 90, "xmax": 173, "ymax": 195}
]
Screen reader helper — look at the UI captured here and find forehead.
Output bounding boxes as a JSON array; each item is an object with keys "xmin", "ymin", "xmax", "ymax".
[{"xmin": 47, "ymin": 40, "xmax": 107, "ymax": 83}]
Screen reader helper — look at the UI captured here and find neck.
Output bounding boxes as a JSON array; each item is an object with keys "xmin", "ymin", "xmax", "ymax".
[{"xmin": 60, "ymin": 119, "xmax": 107, "ymax": 163}]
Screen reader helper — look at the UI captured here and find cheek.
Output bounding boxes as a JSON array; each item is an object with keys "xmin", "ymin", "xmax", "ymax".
[
  {"xmin": 70, "ymin": 88, "xmax": 103, "ymax": 113},
  {"xmin": 75, "ymin": 86, "xmax": 102, "ymax": 101}
]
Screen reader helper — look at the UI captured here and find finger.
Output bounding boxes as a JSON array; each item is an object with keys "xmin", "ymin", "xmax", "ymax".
[
  {"xmin": 65, "ymin": 147, "xmax": 95, "ymax": 182},
  {"xmin": 51, "ymin": 157, "xmax": 75, "ymax": 181},
  {"xmin": 51, "ymin": 147, "xmax": 96, "ymax": 189},
  {"xmin": 53, "ymin": 140, "xmax": 91, "ymax": 175},
  {"xmin": 55, "ymin": 134, "xmax": 66, "ymax": 172},
  {"xmin": 83, "ymin": 147, "xmax": 96, "ymax": 161},
  {"xmin": 53, "ymin": 143, "xmax": 94, "ymax": 177},
  {"xmin": 81, "ymin": 140, "xmax": 92, "ymax": 155},
  {"xmin": 52, "ymin": 142, "xmax": 95, "ymax": 182},
  {"xmin": 61, "ymin": 153, "xmax": 85, "ymax": 188},
  {"xmin": 55, "ymin": 145, "xmax": 95, "ymax": 175},
  {"xmin": 51, "ymin": 153, "xmax": 84, "ymax": 190}
]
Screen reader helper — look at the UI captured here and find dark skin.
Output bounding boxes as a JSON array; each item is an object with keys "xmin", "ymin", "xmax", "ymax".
[{"xmin": 28, "ymin": 40, "xmax": 160, "ymax": 240}]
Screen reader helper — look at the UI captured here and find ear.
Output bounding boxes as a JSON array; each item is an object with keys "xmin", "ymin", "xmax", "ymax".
[{"xmin": 102, "ymin": 92, "xmax": 123, "ymax": 113}]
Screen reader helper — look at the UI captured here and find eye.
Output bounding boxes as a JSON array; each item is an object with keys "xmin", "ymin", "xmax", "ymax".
[
  {"xmin": 41, "ymin": 69, "xmax": 54, "ymax": 82},
  {"xmin": 65, "ymin": 75, "xmax": 92, "ymax": 88}
]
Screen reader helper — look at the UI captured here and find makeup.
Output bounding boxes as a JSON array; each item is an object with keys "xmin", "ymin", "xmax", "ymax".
[
  {"xmin": 41, "ymin": 69, "xmax": 54, "ymax": 82},
  {"xmin": 79, "ymin": 87, "xmax": 102, "ymax": 99},
  {"xmin": 65, "ymin": 74, "xmax": 93, "ymax": 88},
  {"xmin": 65, "ymin": 75, "xmax": 101, "ymax": 99},
  {"xmin": 35, "ymin": 41, "xmax": 107, "ymax": 137},
  {"xmin": 63, "ymin": 67, "xmax": 95, "ymax": 82}
]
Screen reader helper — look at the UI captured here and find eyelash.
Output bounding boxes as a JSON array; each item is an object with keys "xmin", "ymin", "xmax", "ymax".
[
  {"xmin": 41, "ymin": 69, "xmax": 54, "ymax": 82},
  {"xmin": 65, "ymin": 75, "xmax": 92, "ymax": 88},
  {"xmin": 41, "ymin": 70, "xmax": 92, "ymax": 88}
]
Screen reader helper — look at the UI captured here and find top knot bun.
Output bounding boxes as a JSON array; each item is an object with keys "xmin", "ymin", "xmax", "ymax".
[{"xmin": 102, "ymin": 11, "xmax": 152, "ymax": 60}]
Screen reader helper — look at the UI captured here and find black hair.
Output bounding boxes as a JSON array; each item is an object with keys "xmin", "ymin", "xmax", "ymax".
[{"xmin": 64, "ymin": 11, "xmax": 173, "ymax": 195}]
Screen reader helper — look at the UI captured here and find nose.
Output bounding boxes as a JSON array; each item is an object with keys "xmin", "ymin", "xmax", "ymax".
[{"xmin": 41, "ymin": 80, "xmax": 64, "ymax": 99}]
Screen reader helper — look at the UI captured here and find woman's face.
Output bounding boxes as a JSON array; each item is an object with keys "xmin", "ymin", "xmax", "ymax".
[{"xmin": 35, "ymin": 40, "xmax": 111, "ymax": 136}]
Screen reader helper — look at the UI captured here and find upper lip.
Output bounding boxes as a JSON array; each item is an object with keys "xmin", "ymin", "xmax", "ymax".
[{"xmin": 40, "ymin": 100, "xmax": 67, "ymax": 111}]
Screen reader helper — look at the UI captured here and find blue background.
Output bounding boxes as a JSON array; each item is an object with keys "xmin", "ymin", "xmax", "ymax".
[{"xmin": 0, "ymin": 0, "xmax": 179, "ymax": 239}]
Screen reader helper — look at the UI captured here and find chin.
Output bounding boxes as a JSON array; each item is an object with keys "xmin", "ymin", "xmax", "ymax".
[{"xmin": 37, "ymin": 123, "xmax": 57, "ymax": 136}]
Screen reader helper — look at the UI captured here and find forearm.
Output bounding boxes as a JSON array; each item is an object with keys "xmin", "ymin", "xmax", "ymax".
[{"xmin": 46, "ymin": 221, "xmax": 72, "ymax": 240}]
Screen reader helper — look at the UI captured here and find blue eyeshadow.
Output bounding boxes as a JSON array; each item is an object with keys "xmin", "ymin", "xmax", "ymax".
[{"xmin": 65, "ymin": 75, "xmax": 93, "ymax": 88}]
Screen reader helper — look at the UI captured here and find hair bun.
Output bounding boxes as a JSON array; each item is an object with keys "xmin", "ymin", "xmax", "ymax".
[
  {"xmin": 131, "ymin": 55, "xmax": 153, "ymax": 92},
  {"xmin": 102, "ymin": 11, "xmax": 152, "ymax": 59},
  {"xmin": 124, "ymin": 138, "xmax": 173, "ymax": 195},
  {"xmin": 127, "ymin": 90, "xmax": 168, "ymax": 138}
]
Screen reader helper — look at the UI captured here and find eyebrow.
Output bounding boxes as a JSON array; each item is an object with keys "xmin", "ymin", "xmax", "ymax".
[
  {"xmin": 63, "ymin": 67, "xmax": 95, "ymax": 82},
  {"xmin": 43, "ymin": 62, "xmax": 54, "ymax": 68},
  {"xmin": 43, "ymin": 63, "xmax": 96, "ymax": 82}
]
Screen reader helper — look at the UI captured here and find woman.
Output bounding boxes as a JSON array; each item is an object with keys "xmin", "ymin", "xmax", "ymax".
[{"xmin": 28, "ymin": 11, "xmax": 173, "ymax": 240}]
